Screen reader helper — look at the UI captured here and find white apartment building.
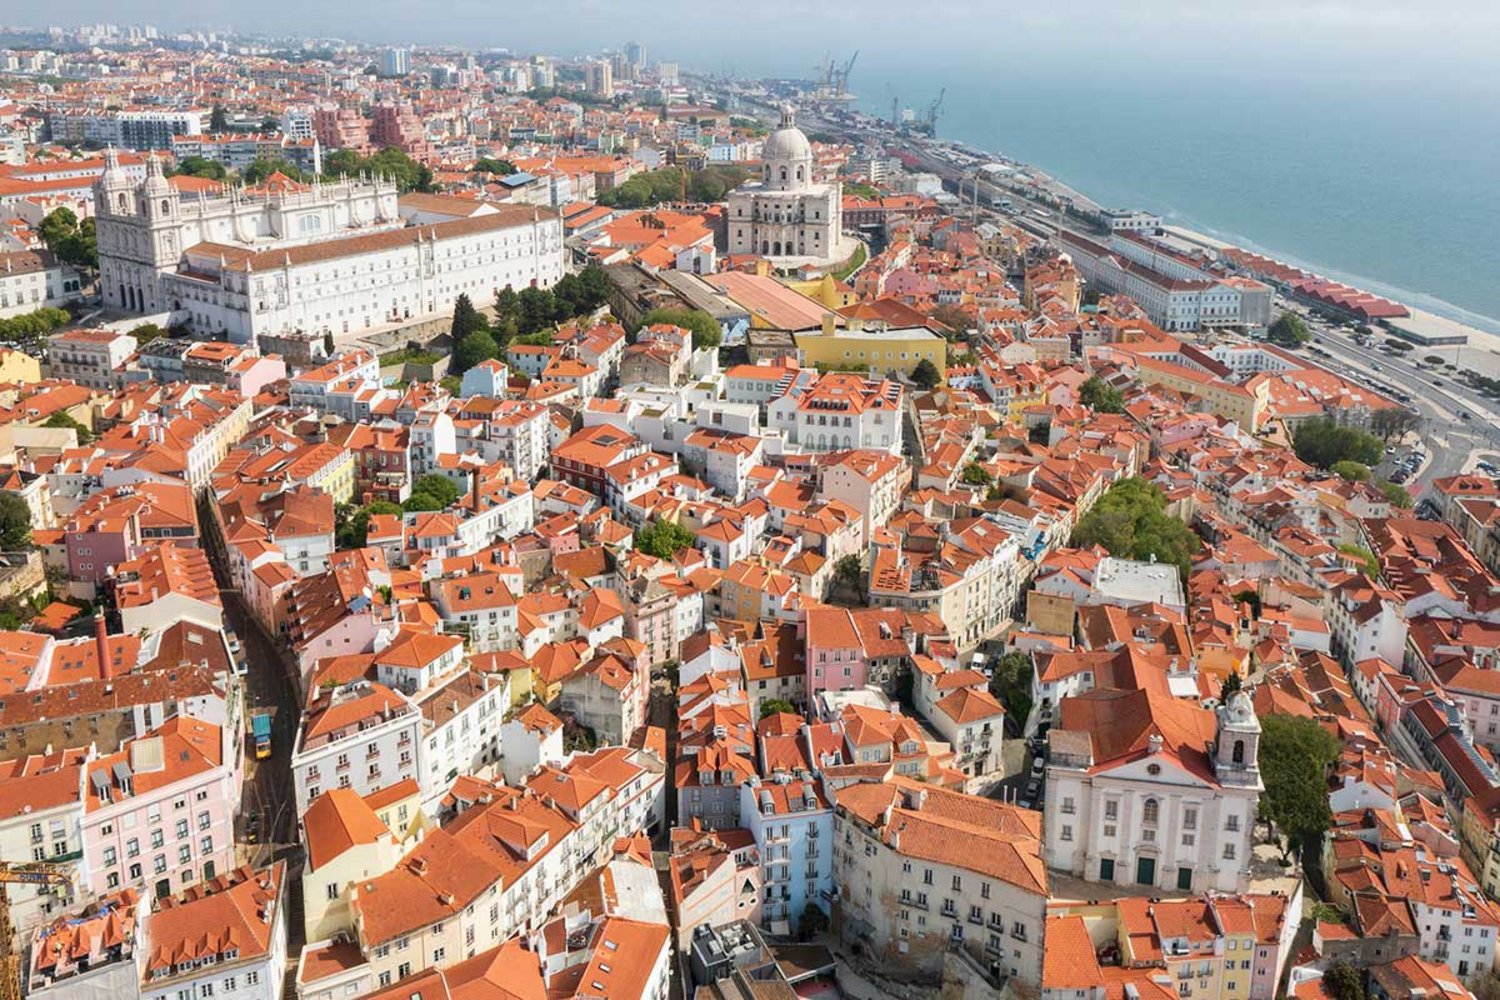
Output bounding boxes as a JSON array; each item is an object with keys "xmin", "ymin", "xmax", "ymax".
[
  {"xmin": 766, "ymin": 372, "xmax": 903, "ymax": 456},
  {"xmin": 291, "ymin": 680, "xmax": 423, "ymax": 818},
  {"xmin": 833, "ymin": 778, "xmax": 1048, "ymax": 984},
  {"xmin": 0, "ymin": 249, "xmax": 80, "ymax": 318},
  {"xmin": 1044, "ymin": 690, "xmax": 1262, "ymax": 894},
  {"xmin": 47, "ymin": 327, "xmax": 137, "ymax": 389}
]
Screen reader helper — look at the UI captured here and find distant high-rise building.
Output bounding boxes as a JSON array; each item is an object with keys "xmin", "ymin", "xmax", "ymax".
[
  {"xmin": 625, "ymin": 41, "xmax": 646, "ymax": 70},
  {"xmin": 381, "ymin": 47, "xmax": 409, "ymax": 78},
  {"xmin": 657, "ymin": 62, "xmax": 679, "ymax": 87},
  {"xmin": 585, "ymin": 59, "xmax": 614, "ymax": 99}
]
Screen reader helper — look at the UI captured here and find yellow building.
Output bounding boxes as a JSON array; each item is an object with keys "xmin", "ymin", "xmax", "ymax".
[
  {"xmin": 783, "ymin": 272, "xmax": 859, "ymax": 310},
  {"xmin": 0, "ymin": 348, "xmax": 41, "ymax": 385},
  {"xmin": 1134, "ymin": 355, "xmax": 1268, "ymax": 432},
  {"xmin": 796, "ymin": 315, "xmax": 947, "ymax": 378}
]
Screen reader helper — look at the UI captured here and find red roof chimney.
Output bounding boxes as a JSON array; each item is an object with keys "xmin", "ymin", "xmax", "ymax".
[{"xmin": 95, "ymin": 612, "xmax": 112, "ymax": 681}]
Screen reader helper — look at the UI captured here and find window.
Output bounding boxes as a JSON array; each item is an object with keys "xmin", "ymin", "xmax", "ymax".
[
  {"xmin": 1225, "ymin": 814, "xmax": 1240, "ymax": 832},
  {"xmin": 326, "ymin": 883, "xmax": 340, "ymax": 901},
  {"xmin": 1183, "ymin": 807, "xmax": 1197, "ymax": 830},
  {"xmin": 1061, "ymin": 825, "xmax": 1073, "ymax": 841},
  {"xmin": 1104, "ymin": 800, "xmax": 1118, "ymax": 820},
  {"xmin": 199, "ymin": 985, "xmax": 213, "ymax": 998},
  {"xmin": 432, "ymin": 947, "xmax": 445, "ymax": 963},
  {"xmin": 1223, "ymin": 843, "xmax": 1237, "ymax": 861},
  {"xmin": 1142, "ymin": 799, "xmax": 1159, "ymax": 824}
]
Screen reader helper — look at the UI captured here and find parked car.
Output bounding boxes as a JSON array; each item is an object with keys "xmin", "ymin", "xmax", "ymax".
[{"xmin": 1030, "ymin": 755, "xmax": 1046, "ymax": 778}]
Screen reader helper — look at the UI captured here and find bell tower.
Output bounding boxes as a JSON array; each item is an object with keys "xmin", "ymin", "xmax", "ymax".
[{"xmin": 1213, "ymin": 691, "xmax": 1261, "ymax": 788}]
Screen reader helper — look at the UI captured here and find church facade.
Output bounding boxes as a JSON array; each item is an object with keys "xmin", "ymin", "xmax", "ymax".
[{"xmin": 726, "ymin": 107, "xmax": 846, "ymax": 267}]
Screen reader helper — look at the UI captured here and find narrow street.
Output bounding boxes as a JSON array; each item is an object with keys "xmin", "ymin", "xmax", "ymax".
[{"xmin": 196, "ymin": 496, "xmax": 307, "ymax": 963}]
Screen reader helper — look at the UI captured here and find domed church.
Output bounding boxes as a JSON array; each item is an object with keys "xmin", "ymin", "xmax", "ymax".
[{"xmin": 726, "ymin": 105, "xmax": 850, "ymax": 268}]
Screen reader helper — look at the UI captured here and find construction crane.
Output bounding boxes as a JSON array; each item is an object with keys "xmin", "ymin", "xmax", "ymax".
[
  {"xmin": 837, "ymin": 51, "xmax": 859, "ymax": 96},
  {"xmin": 0, "ymin": 862, "xmax": 74, "ymax": 1000},
  {"xmin": 924, "ymin": 88, "xmax": 947, "ymax": 133}
]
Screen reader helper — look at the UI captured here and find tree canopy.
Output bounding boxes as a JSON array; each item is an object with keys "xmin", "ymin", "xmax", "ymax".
[
  {"xmin": 242, "ymin": 158, "xmax": 307, "ymax": 184},
  {"xmin": 1370, "ymin": 407, "xmax": 1419, "ymax": 442},
  {"xmin": 1079, "ymin": 375, "xmax": 1125, "ymax": 413},
  {"xmin": 0, "ymin": 306, "xmax": 71, "ymax": 344},
  {"xmin": 597, "ymin": 165, "xmax": 750, "ymax": 208},
  {"xmin": 1071, "ymin": 477, "xmax": 1200, "ymax": 573},
  {"xmin": 473, "ymin": 157, "xmax": 517, "ymax": 176},
  {"xmin": 759, "ymin": 698, "xmax": 796, "ymax": 719},
  {"xmin": 989, "ymin": 651, "xmax": 1033, "ymax": 723},
  {"xmin": 336, "ymin": 499, "xmax": 402, "ymax": 549},
  {"xmin": 1259, "ymin": 713, "xmax": 1341, "ymax": 862},
  {"xmin": 0, "ymin": 493, "xmax": 32, "ymax": 549},
  {"xmin": 637, "ymin": 307, "xmax": 720, "ymax": 350},
  {"xmin": 493, "ymin": 265, "xmax": 611, "ymax": 340},
  {"xmin": 451, "ymin": 330, "xmax": 500, "ymax": 377},
  {"xmin": 1267, "ymin": 312, "xmax": 1312, "ymax": 347},
  {"xmin": 1331, "ymin": 460, "xmax": 1371, "ymax": 482},
  {"xmin": 404, "ymin": 474, "xmax": 462, "ymax": 513},
  {"xmin": 910, "ymin": 358, "xmax": 942, "ymax": 390},
  {"xmin": 960, "ymin": 462, "xmax": 992, "ymax": 486},
  {"xmin": 1293, "ymin": 418, "xmax": 1384, "ymax": 469},
  {"xmin": 168, "ymin": 155, "xmax": 231, "ymax": 181},
  {"xmin": 37, "ymin": 207, "xmax": 97, "ymax": 269},
  {"xmin": 1379, "ymin": 480, "xmax": 1413, "ymax": 509},
  {"xmin": 42, "ymin": 411, "xmax": 91, "ymax": 444},
  {"xmin": 323, "ymin": 146, "xmax": 433, "ymax": 193},
  {"xmin": 634, "ymin": 519, "xmax": 695, "ymax": 559}
]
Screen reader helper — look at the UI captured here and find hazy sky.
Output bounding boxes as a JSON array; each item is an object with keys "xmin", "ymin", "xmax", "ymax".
[{"xmin": 30, "ymin": 0, "xmax": 1500, "ymax": 83}]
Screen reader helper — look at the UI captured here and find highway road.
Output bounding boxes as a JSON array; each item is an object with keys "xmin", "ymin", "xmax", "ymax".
[{"xmin": 1289, "ymin": 310, "xmax": 1500, "ymax": 491}]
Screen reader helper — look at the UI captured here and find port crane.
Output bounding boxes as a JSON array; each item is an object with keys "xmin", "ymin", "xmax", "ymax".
[
  {"xmin": 0, "ymin": 862, "xmax": 74, "ymax": 1000},
  {"xmin": 924, "ymin": 88, "xmax": 946, "ymax": 133}
]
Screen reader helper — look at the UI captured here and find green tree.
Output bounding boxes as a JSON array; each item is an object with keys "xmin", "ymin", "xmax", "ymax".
[
  {"xmin": 1219, "ymin": 670, "xmax": 1243, "ymax": 703},
  {"xmin": 1259, "ymin": 714, "xmax": 1341, "ymax": 862},
  {"xmin": 473, "ymin": 157, "xmax": 517, "ymax": 175},
  {"xmin": 1028, "ymin": 421, "xmax": 1051, "ymax": 445},
  {"xmin": 638, "ymin": 307, "xmax": 721, "ymax": 350},
  {"xmin": 1071, "ymin": 477, "xmax": 1200, "ymax": 574},
  {"xmin": 323, "ymin": 331, "xmax": 336, "ymax": 356},
  {"xmin": 759, "ymin": 698, "xmax": 796, "ymax": 719},
  {"xmin": 129, "ymin": 322, "xmax": 166, "ymax": 344},
  {"xmin": 210, "ymin": 104, "xmax": 230, "ymax": 132},
  {"xmin": 36, "ymin": 206, "xmax": 78, "ymax": 249},
  {"xmin": 242, "ymin": 158, "xmax": 306, "ymax": 184},
  {"xmin": 1331, "ymin": 460, "xmax": 1371, "ymax": 482},
  {"xmin": 1292, "ymin": 417, "xmax": 1383, "ymax": 469},
  {"xmin": 1079, "ymin": 375, "xmax": 1125, "ymax": 414},
  {"xmin": 910, "ymin": 358, "xmax": 942, "ymax": 390},
  {"xmin": 402, "ymin": 491, "xmax": 447, "ymax": 513},
  {"xmin": 1081, "ymin": 288, "xmax": 1102, "ymax": 308},
  {"xmin": 451, "ymin": 293, "xmax": 489, "ymax": 341},
  {"xmin": 832, "ymin": 553, "xmax": 865, "ymax": 601},
  {"xmin": 451, "ymin": 331, "xmax": 500, "ymax": 377},
  {"xmin": 796, "ymin": 902, "xmax": 830, "ymax": 942},
  {"xmin": 169, "ymin": 155, "xmax": 229, "ymax": 181},
  {"xmin": 409, "ymin": 474, "xmax": 461, "ymax": 509},
  {"xmin": 1267, "ymin": 312, "xmax": 1312, "ymax": 347},
  {"xmin": 1380, "ymin": 480, "xmax": 1413, "ymax": 509},
  {"xmin": 1230, "ymin": 589, "xmax": 1262, "ymax": 618},
  {"xmin": 336, "ymin": 499, "xmax": 402, "ymax": 549},
  {"xmin": 0, "ymin": 493, "xmax": 32, "ymax": 549},
  {"xmin": 634, "ymin": 519, "xmax": 695, "ymax": 559},
  {"xmin": 1370, "ymin": 406, "xmax": 1419, "ymax": 442},
  {"xmin": 960, "ymin": 462, "xmax": 993, "ymax": 486},
  {"xmin": 37, "ymin": 208, "xmax": 97, "ymax": 269},
  {"xmin": 42, "ymin": 411, "xmax": 91, "ymax": 444},
  {"xmin": 1322, "ymin": 961, "xmax": 1365, "ymax": 1000},
  {"xmin": 989, "ymin": 651, "xmax": 1033, "ymax": 723}
]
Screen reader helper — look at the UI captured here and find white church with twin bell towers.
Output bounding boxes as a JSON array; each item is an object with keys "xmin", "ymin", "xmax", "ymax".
[{"xmin": 726, "ymin": 105, "xmax": 852, "ymax": 269}]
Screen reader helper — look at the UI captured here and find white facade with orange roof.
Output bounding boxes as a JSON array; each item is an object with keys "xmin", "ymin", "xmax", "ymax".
[
  {"xmin": 767, "ymin": 370, "xmax": 904, "ymax": 456},
  {"xmin": 291, "ymin": 679, "xmax": 423, "ymax": 818},
  {"xmin": 0, "ymin": 748, "xmax": 91, "ymax": 936},
  {"xmin": 140, "ymin": 862, "xmax": 288, "ymax": 1000}
]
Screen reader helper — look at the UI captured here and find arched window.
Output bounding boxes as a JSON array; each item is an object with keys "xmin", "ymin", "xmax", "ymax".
[
  {"xmin": 1142, "ymin": 798, "xmax": 1159, "ymax": 824},
  {"xmin": 796, "ymin": 166, "xmax": 804, "ymax": 182},
  {"xmin": 779, "ymin": 167, "xmax": 787, "ymax": 184},
  {"xmin": 160, "ymin": 199, "xmax": 170, "ymax": 215},
  {"xmin": 1232, "ymin": 740, "xmax": 1245, "ymax": 764},
  {"xmin": 118, "ymin": 193, "xmax": 128, "ymax": 211}
]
